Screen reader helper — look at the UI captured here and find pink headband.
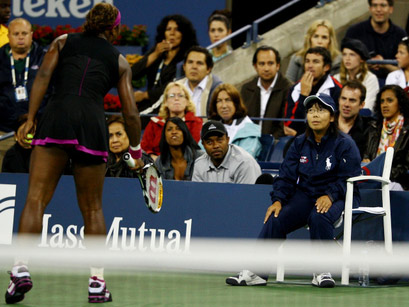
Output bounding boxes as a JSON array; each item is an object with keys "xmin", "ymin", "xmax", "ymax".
[{"xmin": 109, "ymin": 9, "xmax": 121, "ymax": 29}]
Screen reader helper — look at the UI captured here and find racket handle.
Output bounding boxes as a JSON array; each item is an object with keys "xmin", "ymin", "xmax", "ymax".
[{"xmin": 123, "ymin": 152, "xmax": 136, "ymax": 167}]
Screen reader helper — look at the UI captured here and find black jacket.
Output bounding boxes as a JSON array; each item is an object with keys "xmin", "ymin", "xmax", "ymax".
[{"xmin": 363, "ymin": 119, "xmax": 409, "ymax": 190}]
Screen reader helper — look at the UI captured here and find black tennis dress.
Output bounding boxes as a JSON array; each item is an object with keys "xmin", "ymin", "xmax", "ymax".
[{"xmin": 32, "ymin": 33, "xmax": 120, "ymax": 162}]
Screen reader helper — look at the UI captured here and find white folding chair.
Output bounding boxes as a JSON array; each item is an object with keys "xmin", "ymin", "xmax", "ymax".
[
  {"xmin": 276, "ymin": 147, "xmax": 394, "ymax": 284},
  {"xmin": 341, "ymin": 147, "xmax": 394, "ymax": 285}
]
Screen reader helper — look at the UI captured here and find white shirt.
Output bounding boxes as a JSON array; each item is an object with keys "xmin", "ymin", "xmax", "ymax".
[
  {"xmin": 386, "ymin": 69, "xmax": 409, "ymax": 90},
  {"xmin": 184, "ymin": 75, "xmax": 209, "ymax": 117},
  {"xmin": 257, "ymin": 73, "xmax": 278, "ymax": 118}
]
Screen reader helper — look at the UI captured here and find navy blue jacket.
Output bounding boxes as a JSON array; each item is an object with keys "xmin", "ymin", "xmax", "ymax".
[
  {"xmin": 0, "ymin": 41, "xmax": 48, "ymax": 132},
  {"xmin": 271, "ymin": 131, "xmax": 361, "ymax": 208}
]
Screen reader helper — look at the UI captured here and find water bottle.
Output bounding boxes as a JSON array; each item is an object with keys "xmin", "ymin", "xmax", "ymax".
[
  {"xmin": 358, "ymin": 246, "xmax": 370, "ymax": 287},
  {"xmin": 358, "ymin": 262, "xmax": 369, "ymax": 287}
]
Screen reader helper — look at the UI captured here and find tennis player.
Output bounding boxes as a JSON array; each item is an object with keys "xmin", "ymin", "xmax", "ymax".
[
  {"xmin": 5, "ymin": 3, "xmax": 143, "ymax": 304},
  {"xmin": 227, "ymin": 93, "xmax": 361, "ymax": 288}
]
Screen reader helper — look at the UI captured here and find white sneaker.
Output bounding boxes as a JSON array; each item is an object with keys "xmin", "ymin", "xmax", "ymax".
[
  {"xmin": 226, "ymin": 270, "xmax": 267, "ymax": 286},
  {"xmin": 312, "ymin": 272, "xmax": 335, "ymax": 288}
]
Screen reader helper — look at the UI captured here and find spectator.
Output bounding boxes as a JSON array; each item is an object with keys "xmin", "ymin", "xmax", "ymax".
[
  {"xmin": 146, "ymin": 46, "xmax": 222, "ymax": 117},
  {"xmin": 241, "ymin": 46, "xmax": 292, "ymax": 138},
  {"xmin": 0, "ymin": 18, "xmax": 48, "ymax": 170},
  {"xmin": 334, "ymin": 38, "xmax": 379, "ymax": 112},
  {"xmin": 284, "ymin": 47, "xmax": 342, "ymax": 136},
  {"xmin": 207, "ymin": 13, "xmax": 232, "ymax": 62},
  {"xmin": 208, "ymin": 83, "xmax": 262, "ymax": 158},
  {"xmin": 155, "ymin": 117, "xmax": 204, "ymax": 180},
  {"xmin": 344, "ymin": 0, "xmax": 407, "ymax": 83},
  {"xmin": 285, "ymin": 19, "xmax": 341, "ymax": 83},
  {"xmin": 131, "ymin": 14, "xmax": 198, "ymax": 124},
  {"xmin": 0, "ymin": 0, "xmax": 10, "ymax": 47},
  {"xmin": 363, "ymin": 85, "xmax": 409, "ymax": 190},
  {"xmin": 141, "ymin": 82, "xmax": 202, "ymax": 160},
  {"xmin": 385, "ymin": 36, "xmax": 409, "ymax": 92},
  {"xmin": 1, "ymin": 114, "xmax": 33, "ymax": 173},
  {"xmin": 192, "ymin": 120, "xmax": 261, "ymax": 184},
  {"xmin": 226, "ymin": 93, "xmax": 361, "ymax": 288},
  {"xmin": 337, "ymin": 80, "xmax": 372, "ymax": 158},
  {"xmin": 106, "ymin": 115, "xmax": 152, "ymax": 178}
]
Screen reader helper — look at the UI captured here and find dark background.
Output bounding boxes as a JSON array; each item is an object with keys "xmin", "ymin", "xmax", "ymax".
[{"xmin": 230, "ymin": 0, "xmax": 320, "ymax": 48}]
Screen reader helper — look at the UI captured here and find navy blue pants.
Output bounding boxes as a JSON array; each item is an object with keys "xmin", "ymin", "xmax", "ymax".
[{"xmin": 259, "ymin": 189, "xmax": 344, "ymax": 240}]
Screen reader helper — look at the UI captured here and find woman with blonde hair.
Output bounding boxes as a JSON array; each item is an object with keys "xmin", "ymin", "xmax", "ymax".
[
  {"xmin": 334, "ymin": 37, "xmax": 379, "ymax": 111},
  {"xmin": 285, "ymin": 19, "xmax": 341, "ymax": 83},
  {"xmin": 141, "ymin": 82, "xmax": 202, "ymax": 160}
]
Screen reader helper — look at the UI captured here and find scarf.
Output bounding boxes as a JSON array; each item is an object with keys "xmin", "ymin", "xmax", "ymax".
[{"xmin": 377, "ymin": 114, "xmax": 404, "ymax": 156}]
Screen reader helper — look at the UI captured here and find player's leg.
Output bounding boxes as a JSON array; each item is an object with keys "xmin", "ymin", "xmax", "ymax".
[
  {"xmin": 6, "ymin": 145, "xmax": 69, "ymax": 304},
  {"xmin": 72, "ymin": 158, "xmax": 112, "ymax": 303},
  {"xmin": 72, "ymin": 160, "xmax": 106, "ymax": 236},
  {"xmin": 19, "ymin": 145, "xmax": 69, "ymax": 233}
]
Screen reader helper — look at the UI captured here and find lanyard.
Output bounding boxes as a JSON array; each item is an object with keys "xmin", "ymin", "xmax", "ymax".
[
  {"xmin": 153, "ymin": 59, "xmax": 164, "ymax": 86},
  {"xmin": 9, "ymin": 50, "xmax": 30, "ymax": 88}
]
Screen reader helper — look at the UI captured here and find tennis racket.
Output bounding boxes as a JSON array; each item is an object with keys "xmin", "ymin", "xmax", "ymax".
[{"xmin": 123, "ymin": 152, "xmax": 163, "ymax": 213}]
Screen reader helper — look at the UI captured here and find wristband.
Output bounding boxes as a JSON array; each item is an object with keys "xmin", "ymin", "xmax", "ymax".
[{"xmin": 129, "ymin": 144, "xmax": 142, "ymax": 159}]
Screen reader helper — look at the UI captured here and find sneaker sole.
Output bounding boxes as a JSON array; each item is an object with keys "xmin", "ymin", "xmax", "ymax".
[
  {"xmin": 312, "ymin": 281, "xmax": 335, "ymax": 288},
  {"xmin": 5, "ymin": 280, "xmax": 33, "ymax": 304},
  {"xmin": 225, "ymin": 278, "xmax": 266, "ymax": 286},
  {"xmin": 88, "ymin": 293, "xmax": 112, "ymax": 303}
]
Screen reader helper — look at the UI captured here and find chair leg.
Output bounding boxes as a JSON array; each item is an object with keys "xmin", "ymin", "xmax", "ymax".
[
  {"xmin": 382, "ymin": 183, "xmax": 393, "ymax": 254},
  {"xmin": 276, "ymin": 242, "xmax": 285, "ymax": 282},
  {"xmin": 341, "ymin": 181, "xmax": 354, "ymax": 285}
]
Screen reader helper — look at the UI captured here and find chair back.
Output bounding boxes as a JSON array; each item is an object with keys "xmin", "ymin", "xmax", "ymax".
[
  {"xmin": 382, "ymin": 147, "xmax": 394, "ymax": 180},
  {"xmin": 258, "ymin": 134, "xmax": 275, "ymax": 161}
]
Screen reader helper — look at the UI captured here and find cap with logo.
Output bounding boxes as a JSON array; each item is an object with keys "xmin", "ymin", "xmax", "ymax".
[
  {"xmin": 201, "ymin": 120, "xmax": 227, "ymax": 140},
  {"xmin": 304, "ymin": 93, "xmax": 337, "ymax": 114}
]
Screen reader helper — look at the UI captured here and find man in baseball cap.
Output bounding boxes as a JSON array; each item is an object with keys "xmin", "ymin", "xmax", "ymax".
[
  {"xmin": 192, "ymin": 120, "xmax": 261, "ymax": 184},
  {"xmin": 200, "ymin": 120, "xmax": 228, "ymax": 140}
]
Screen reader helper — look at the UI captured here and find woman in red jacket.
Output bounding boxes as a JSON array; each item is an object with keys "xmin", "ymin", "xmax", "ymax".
[{"xmin": 141, "ymin": 82, "xmax": 202, "ymax": 160}]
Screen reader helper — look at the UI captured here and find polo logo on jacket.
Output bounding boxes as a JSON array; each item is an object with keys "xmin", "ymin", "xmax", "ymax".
[
  {"xmin": 325, "ymin": 156, "xmax": 332, "ymax": 171},
  {"xmin": 300, "ymin": 156, "xmax": 308, "ymax": 163}
]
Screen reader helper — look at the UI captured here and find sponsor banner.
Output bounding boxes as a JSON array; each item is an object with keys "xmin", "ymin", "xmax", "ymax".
[
  {"xmin": 11, "ymin": 0, "xmax": 222, "ymax": 48},
  {"xmin": 0, "ymin": 184, "xmax": 16, "ymax": 245},
  {"xmin": 0, "ymin": 174, "xmax": 272, "ymax": 251},
  {"xmin": 1, "ymin": 174, "xmax": 409, "ymax": 252}
]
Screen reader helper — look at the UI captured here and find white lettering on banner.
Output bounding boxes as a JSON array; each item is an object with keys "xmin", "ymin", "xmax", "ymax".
[
  {"xmin": 39, "ymin": 214, "xmax": 86, "ymax": 249},
  {"xmin": 106, "ymin": 218, "xmax": 192, "ymax": 253},
  {"xmin": 12, "ymin": 0, "xmax": 114, "ymax": 18},
  {"xmin": 39, "ymin": 214, "xmax": 193, "ymax": 253},
  {"xmin": 45, "ymin": 0, "xmax": 70, "ymax": 18},
  {"xmin": 0, "ymin": 184, "xmax": 16, "ymax": 245}
]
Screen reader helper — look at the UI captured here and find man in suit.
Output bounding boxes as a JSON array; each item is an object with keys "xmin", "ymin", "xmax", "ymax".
[{"xmin": 241, "ymin": 45, "xmax": 292, "ymax": 139}]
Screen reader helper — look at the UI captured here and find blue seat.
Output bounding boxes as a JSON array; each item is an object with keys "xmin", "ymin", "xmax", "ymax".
[
  {"xmin": 359, "ymin": 108, "xmax": 372, "ymax": 117},
  {"xmin": 269, "ymin": 136, "xmax": 293, "ymax": 163},
  {"xmin": 257, "ymin": 134, "xmax": 275, "ymax": 161}
]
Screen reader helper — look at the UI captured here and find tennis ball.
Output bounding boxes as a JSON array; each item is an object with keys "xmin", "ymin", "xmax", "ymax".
[{"xmin": 26, "ymin": 134, "xmax": 34, "ymax": 139}]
